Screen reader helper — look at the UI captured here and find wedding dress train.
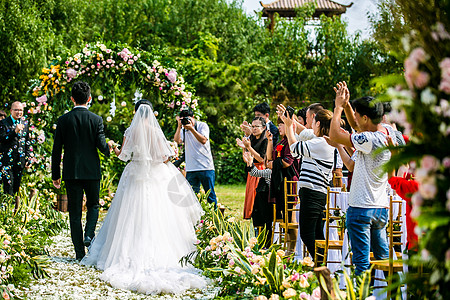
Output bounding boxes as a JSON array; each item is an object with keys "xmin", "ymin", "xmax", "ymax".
[{"xmin": 81, "ymin": 104, "xmax": 206, "ymax": 294}]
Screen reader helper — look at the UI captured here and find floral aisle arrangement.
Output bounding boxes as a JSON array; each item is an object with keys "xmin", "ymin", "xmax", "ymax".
[
  {"xmin": 0, "ymin": 191, "xmax": 66, "ymax": 299},
  {"xmin": 182, "ymin": 197, "xmax": 321, "ymax": 299},
  {"xmin": 378, "ymin": 1, "xmax": 450, "ymax": 298}
]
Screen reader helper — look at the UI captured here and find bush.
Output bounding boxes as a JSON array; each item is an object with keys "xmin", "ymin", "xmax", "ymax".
[{"xmin": 215, "ymin": 147, "xmax": 247, "ymax": 185}]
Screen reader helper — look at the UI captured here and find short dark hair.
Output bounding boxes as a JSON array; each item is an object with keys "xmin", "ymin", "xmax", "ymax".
[
  {"xmin": 307, "ymin": 103, "xmax": 324, "ymax": 115},
  {"xmin": 351, "ymin": 96, "xmax": 384, "ymax": 124},
  {"xmin": 134, "ymin": 99, "xmax": 153, "ymax": 112},
  {"xmin": 179, "ymin": 107, "xmax": 194, "ymax": 118},
  {"xmin": 71, "ymin": 81, "xmax": 91, "ymax": 105},
  {"xmin": 252, "ymin": 116, "xmax": 266, "ymax": 128},
  {"xmin": 253, "ymin": 102, "xmax": 271, "ymax": 115},
  {"xmin": 297, "ymin": 107, "xmax": 307, "ymax": 124}
]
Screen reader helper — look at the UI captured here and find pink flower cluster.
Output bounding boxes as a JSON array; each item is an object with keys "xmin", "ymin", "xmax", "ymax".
[
  {"xmin": 404, "ymin": 48, "xmax": 430, "ymax": 90},
  {"xmin": 147, "ymin": 61, "xmax": 199, "ymax": 110},
  {"xmin": 439, "ymin": 58, "xmax": 450, "ymax": 94},
  {"xmin": 117, "ymin": 48, "xmax": 140, "ymax": 65}
]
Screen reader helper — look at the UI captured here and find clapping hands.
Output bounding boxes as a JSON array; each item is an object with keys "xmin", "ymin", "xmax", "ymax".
[
  {"xmin": 240, "ymin": 121, "xmax": 252, "ymax": 136},
  {"xmin": 333, "ymin": 81, "xmax": 350, "ymax": 108},
  {"xmin": 242, "ymin": 151, "xmax": 254, "ymax": 166},
  {"xmin": 276, "ymin": 104, "xmax": 293, "ymax": 127}
]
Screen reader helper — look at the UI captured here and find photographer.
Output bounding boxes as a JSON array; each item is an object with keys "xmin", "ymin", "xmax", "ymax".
[{"xmin": 174, "ymin": 108, "xmax": 217, "ymax": 207}]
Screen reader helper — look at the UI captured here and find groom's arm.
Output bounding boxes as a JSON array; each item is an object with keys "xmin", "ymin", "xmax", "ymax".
[
  {"xmin": 52, "ymin": 118, "xmax": 63, "ymax": 182},
  {"xmin": 95, "ymin": 116, "xmax": 111, "ymax": 157}
]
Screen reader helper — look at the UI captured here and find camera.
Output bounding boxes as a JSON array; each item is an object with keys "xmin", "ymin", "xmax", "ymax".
[
  {"xmin": 181, "ymin": 117, "xmax": 190, "ymax": 125},
  {"xmin": 285, "ymin": 106, "xmax": 295, "ymax": 118},
  {"xmin": 179, "ymin": 108, "xmax": 193, "ymax": 126}
]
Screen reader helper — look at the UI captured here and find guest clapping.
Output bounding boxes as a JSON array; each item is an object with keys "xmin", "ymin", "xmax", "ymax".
[
  {"xmin": 328, "ymin": 81, "xmax": 393, "ymax": 276},
  {"xmin": 277, "ymin": 104, "xmax": 335, "ymax": 263},
  {"xmin": 239, "ymin": 117, "xmax": 268, "ymax": 219}
]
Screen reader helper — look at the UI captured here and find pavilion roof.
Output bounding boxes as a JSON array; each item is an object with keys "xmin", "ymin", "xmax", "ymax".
[{"xmin": 260, "ymin": 0, "xmax": 352, "ymax": 18}]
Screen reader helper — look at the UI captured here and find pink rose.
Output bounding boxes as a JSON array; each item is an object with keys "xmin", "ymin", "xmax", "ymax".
[
  {"xmin": 310, "ymin": 287, "xmax": 321, "ymax": 300},
  {"xmin": 299, "ymin": 292, "xmax": 310, "ymax": 299},
  {"xmin": 442, "ymin": 157, "xmax": 450, "ymax": 168},
  {"xmin": 414, "ymin": 71, "xmax": 430, "ymax": 88},
  {"xmin": 174, "ymin": 91, "xmax": 180, "ymax": 96},
  {"xmin": 166, "ymin": 70, "xmax": 177, "ymax": 83},
  {"xmin": 439, "ymin": 80, "xmax": 450, "ymax": 94},
  {"xmin": 439, "ymin": 58, "xmax": 450, "ymax": 70},
  {"xmin": 66, "ymin": 68, "xmax": 77, "ymax": 79},
  {"xmin": 419, "ymin": 183, "xmax": 437, "ymax": 199},
  {"xmin": 410, "ymin": 47, "xmax": 427, "ymax": 63},
  {"xmin": 411, "ymin": 192, "xmax": 423, "ymax": 207},
  {"xmin": 36, "ymin": 95, "xmax": 48, "ymax": 104},
  {"xmin": 421, "ymin": 155, "xmax": 440, "ymax": 171}
]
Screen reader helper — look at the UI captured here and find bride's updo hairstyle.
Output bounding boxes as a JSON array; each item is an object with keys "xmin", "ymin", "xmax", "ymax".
[{"xmin": 134, "ymin": 99, "xmax": 153, "ymax": 112}]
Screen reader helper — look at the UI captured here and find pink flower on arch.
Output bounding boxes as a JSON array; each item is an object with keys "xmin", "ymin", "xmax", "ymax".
[{"xmin": 166, "ymin": 69, "xmax": 177, "ymax": 83}]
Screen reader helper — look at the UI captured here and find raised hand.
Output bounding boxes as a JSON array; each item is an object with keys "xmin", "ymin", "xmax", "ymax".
[
  {"xmin": 183, "ymin": 118, "xmax": 194, "ymax": 131},
  {"xmin": 265, "ymin": 130, "xmax": 273, "ymax": 141},
  {"xmin": 333, "ymin": 81, "xmax": 350, "ymax": 108},
  {"xmin": 242, "ymin": 136, "xmax": 251, "ymax": 149},
  {"xmin": 236, "ymin": 138, "xmax": 245, "ymax": 149},
  {"xmin": 240, "ymin": 121, "xmax": 252, "ymax": 136},
  {"xmin": 242, "ymin": 151, "xmax": 254, "ymax": 166},
  {"xmin": 14, "ymin": 123, "xmax": 24, "ymax": 133},
  {"xmin": 276, "ymin": 104, "xmax": 293, "ymax": 127},
  {"xmin": 175, "ymin": 115, "xmax": 182, "ymax": 127}
]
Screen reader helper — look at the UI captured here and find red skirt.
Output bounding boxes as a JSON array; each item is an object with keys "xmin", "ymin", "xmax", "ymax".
[{"xmin": 243, "ymin": 162, "xmax": 265, "ymax": 219}]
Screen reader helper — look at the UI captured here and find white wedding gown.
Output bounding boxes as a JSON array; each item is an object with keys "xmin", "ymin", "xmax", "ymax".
[{"xmin": 81, "ymin": 105, "xmax": 207, "ymax": 295}]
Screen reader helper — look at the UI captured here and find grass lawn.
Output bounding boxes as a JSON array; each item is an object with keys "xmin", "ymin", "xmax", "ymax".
[{"xmin": 215, "ymin": 184, "xmax": 250, "ymax": 223}]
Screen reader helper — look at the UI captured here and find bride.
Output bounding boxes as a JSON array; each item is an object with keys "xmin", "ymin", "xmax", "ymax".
[{"xmin": 81, "ymin": 99, "xmax": 207, "ymax": 294}]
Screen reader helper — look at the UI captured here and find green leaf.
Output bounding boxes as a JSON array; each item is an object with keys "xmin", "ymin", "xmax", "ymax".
[
  {"xmin": 268, "ymin": 248, "xmax": 277, "ymax": 275},
  {"xmin": 262, "ymin": 267, "xmax": 278, "ymax": 292}
]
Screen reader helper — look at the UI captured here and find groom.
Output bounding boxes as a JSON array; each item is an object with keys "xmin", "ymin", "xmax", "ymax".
[{"xmin": 51, "ymin": 81, "xmax": 111, "ymax": 261}]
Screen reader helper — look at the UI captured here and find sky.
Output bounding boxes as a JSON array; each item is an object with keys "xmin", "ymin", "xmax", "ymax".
[{"xmin": 241, "ymin": 0, "xmax": 380, "ymax": 39}]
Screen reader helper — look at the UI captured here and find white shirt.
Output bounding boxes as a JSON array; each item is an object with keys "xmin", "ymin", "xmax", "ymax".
[
  {"xmin": 349, "ymin": 129, "xmax": 392, "ymax": 208},
  {"xmin": 181, "ymin": 120, "xmax": 215, "ymax": 172}
]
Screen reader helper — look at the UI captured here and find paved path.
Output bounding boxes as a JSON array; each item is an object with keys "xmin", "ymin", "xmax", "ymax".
[{"xmin": 12, "ymin": 214, "xmax": 217, "ymax": 299}]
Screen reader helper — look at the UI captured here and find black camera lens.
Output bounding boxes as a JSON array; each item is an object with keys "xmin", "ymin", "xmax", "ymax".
[{"xmin": 181, "ymin": 117, "xmax": 190, "ymax": 125}]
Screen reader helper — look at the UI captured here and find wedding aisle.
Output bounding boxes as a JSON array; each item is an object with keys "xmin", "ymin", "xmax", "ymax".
[{"xmin": 11, "ymin": 213, "xmax": 218, "ymax": 300}]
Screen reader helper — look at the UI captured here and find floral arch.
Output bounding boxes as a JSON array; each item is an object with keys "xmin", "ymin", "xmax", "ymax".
[
  {"xmin": 20, "ymin": 42, "xmax": 199, "ymax": 204},
  {"xmin": 26, "ymin": 41, "xmax": 200, "ymax": 134}
]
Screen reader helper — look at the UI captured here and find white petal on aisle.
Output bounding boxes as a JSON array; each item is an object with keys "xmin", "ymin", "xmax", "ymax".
[{"xmin": 11, "ymin": 216, "xmax": 218, "ymax": 299}]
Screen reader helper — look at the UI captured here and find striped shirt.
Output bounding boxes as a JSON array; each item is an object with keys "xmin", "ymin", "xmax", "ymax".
[
  {"xmin": 249, "ymin": 165, "xmax": 271, "ymax": 185},
  {"xmin": 290, "ymin": 131, "xmax": 335, "ymax": 194}
]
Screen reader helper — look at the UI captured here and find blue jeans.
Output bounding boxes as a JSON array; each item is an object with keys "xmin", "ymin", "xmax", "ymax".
[
  {"xmin": 186, "ymin": 170, "xmax": 217, "ymax": 207},
  {"xmin": 346, "ymin": 206, "xmax": 389, "ymax": 276}
]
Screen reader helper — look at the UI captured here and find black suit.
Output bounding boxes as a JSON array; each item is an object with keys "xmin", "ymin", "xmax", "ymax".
[
  {"xmin": 0, "ymin": 116, "xmax": 31, "ymax": 195},
  {"xmin": 52, "ymin": 107, "xmax": 110, "ymax": 259},
  {"xmin": 268, "ymin": 121, "xmax": 279, "ymax": 147}
]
